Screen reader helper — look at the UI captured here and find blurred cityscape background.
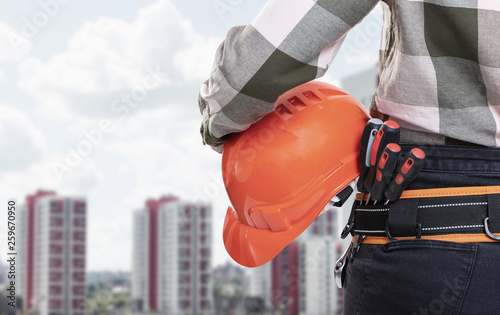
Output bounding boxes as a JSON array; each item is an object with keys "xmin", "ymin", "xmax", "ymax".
[
  {"xmin": 0, "ymin": 0, "xmax": 382, "ymax": 314},
  {"xmin": 0, "ymin": 65, "xmax": 378, "ymax": 315}
]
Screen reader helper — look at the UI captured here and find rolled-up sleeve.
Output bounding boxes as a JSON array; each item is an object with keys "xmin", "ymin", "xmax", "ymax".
[{"xmin": 199, "ymin": 0, "xmax": 380, "ymax": 152}]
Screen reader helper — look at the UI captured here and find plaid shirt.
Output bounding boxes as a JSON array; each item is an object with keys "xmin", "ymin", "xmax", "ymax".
[{"xmin": 199, "ymin": 0, "xmax": 500, "ymax": 152}]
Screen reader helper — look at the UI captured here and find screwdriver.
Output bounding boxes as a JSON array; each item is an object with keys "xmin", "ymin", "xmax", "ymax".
[
  {"xmin": 363, "ymin": 120, "xmax": 400, "ymax": 203},
  {"xmin": 384, "ymin": 148, "xmax": 426, "ymax": 204},
  {"xmin": 357, "ymin": 118, "xmax": 383, "ymax": 203},
  {"xmin": 369, "ymin": 143, "xmax": 401, "ymax": 203}
]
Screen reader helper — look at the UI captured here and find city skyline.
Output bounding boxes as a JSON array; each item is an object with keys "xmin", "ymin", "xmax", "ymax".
[{"xmin": 0, "ymin": 0, "xmax": 383, "ymax": 272}]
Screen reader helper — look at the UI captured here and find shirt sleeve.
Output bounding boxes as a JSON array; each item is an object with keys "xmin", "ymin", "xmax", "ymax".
[{"xmin": 199, "ymin": 0, "xmax": 380, "ymax": 152}]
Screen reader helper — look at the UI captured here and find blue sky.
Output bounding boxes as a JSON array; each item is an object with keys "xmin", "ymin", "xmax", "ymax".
[{"xmin": 0, "ymin": 0, "xmax": 382, "ymax": 271}]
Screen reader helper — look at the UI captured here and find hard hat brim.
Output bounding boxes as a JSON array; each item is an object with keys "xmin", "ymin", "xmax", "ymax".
[{"xmin": 223, "ymin": 204, "xmax": 321, "ymax": 268}]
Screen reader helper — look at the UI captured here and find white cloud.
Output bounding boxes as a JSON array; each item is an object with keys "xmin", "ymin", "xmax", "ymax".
[
  {"xmin": 0, "ymin": 22, "xmax": 32, "ymax": 62},
  {"xmin": 18, "ymin": 0, "xmax": 220, "ymax": 118},
  {"xmin": 0, "ymin": 105, "xmax": 48, "ymax": 171}
]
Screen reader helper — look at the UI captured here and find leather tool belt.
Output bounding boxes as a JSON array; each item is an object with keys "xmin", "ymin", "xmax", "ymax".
[{"xmin": 342, "ymin": 186, "xmax": 500, "ymax": 244}]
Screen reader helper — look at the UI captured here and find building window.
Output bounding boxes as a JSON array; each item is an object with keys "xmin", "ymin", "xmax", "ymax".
[
  {"xmin": 73, "ymin": 245, "xmax": 85, "ymax": 255},
  {"xmin": 49, "ymin": 285, "xmax": 62, "ymax": 295},
  {"xmin": 178, "ymin": 287, "xmax": 191, "ymax": 296},
  {"xmin": 73, "ymin": 272, "xmax": 85, "ymax": 282},
  {"xmin": 183, "ymin": 206, "xmax": 192, "ymax": 219},
  {"xmin": 73, "ymin": 258, "xmax": 85, "ymax": 268},
  {"xmin": 73, "ymin": 231, "xmax": 85, "ymax": 241},
  {"xmin": 73, "ymin": 218, "xmax": 85, "ymax": 228},
  {"xmin": 74, "ymin": 202, "xmax": 86, "ymax": 215},
  {"xmin": 50, "ymin": 231, "xmax": 63, "ymax": 240},
  {"xmin": 200, "ymin": 300, "xmax": 210, "ymax": 309},
  {"xmin": 50, "ymin": 217, "xmax": 63, "ymax": 227},
  {"xmin": 199, "ymin": 207, "xmax": 206, "ymax": 218},
  {"xmin": 49, "ymin": 272, "xmax": 62, "ymax": 282},
  {"xmin": 199, "ymin": 222, "xmax": 206, "ymax": 231},
  {"xmin": 313, "ymin": 225, "xmax": 319, "ymax": 234},
  {"xmin": 200, "ymin": 274, "xmax": 209, "ymax": 284},
  {"xmin": 199, "ymin": 261, "xmax": 208, "ymax": 271},
  {"xmin": 180, "ymin": 300, "xmax": 191, "ymax": 309},
  {"xmin": 49, "ymin": 299, "xmax": 62, "ymax": 309},
  {"xmin": 49, "ymin": 258, "xmax": 63, "ymax": 268},
  {"xmin": 181, "ymin": 274, "xmax": 191, "ymax": 283},
  {"xmin": 199, "ymin": 287, "xmax": 207, "ymax": 297},
  {"xmin": 180, "ymin": 248, "xmax": 190, "ymax": 257},
  {"xmin": 50, "ymin": 202, "xmax": 63, "ymax": 214},
  {"xmin": 199, "ymin": 235, "xmax": 206, "ymax": 244},
  {"xmin": 50, "ymin": 244, "xmax": 63, "ymax": 254},
  {"xmin": 73, "ymin": 286, "xmax": 85, "ymax": 295},
  {"xmin": 180, "ymin": 261, "xmax": 190, "ymax": 271},
  {"xmin": 72, "ymin": 299, "xmax": 85, "ymax": 309},
  {"xmin": 200, "ymin": 248, "xmax": 210, "ymax": 258}
]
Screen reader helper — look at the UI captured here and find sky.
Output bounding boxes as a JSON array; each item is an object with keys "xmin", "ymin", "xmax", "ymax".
[{"xmin": 0, "ymin": 0, "xmax": 383, "ymax": 271}]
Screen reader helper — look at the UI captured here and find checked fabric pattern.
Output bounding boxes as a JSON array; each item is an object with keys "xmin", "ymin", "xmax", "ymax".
[{"xmin": 199, "ymin": 0, "xmax": 500, "ymax": 152}]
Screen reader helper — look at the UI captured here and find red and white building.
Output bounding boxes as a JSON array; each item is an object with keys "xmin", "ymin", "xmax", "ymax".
[
  {"xmin": 18, "ymin": 190, "xmax": 87, "ymax": 315},
  {"xmin": 250, "ymin": 209, "xmax": 345, "ymax": 315},
  {"xmin": 132, "ymin": 196, "xmax": 213, "ymax": 314}
]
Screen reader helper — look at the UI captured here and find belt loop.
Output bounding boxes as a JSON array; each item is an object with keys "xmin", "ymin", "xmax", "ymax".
[
  {"xmin": 485, "ymin": 194, "xmax": 500, "ymax": 240},
  {"xmin": 386, "ymin": 198, "xmax": 420, "ymax": 238}
]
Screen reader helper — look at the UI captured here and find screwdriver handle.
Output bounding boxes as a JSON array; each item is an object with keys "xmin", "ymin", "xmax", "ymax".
[
  {"xmin": 363, "ymin": 121, "xmax": 400, "ymax": 192},
  {"xmin": 385, "ymin": 148, "xmax": 426, "ymax": 202},
  {"xmin": 369, "ymin": 143, "xmax": 401, "ymax": 202},
  {"xmin": 357, "ymin": 118, "xmax": 383, "ymax": 193}
]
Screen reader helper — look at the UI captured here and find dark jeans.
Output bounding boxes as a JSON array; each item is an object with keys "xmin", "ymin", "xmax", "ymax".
[{"xmin": 344, "ymin": 144, "xmax": 500, "ymax": 315}]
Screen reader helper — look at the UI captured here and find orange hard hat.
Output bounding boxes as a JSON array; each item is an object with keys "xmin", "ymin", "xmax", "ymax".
[{"xmin": 222, "ymin": 80, "xmax": 369, "ymax": 267}]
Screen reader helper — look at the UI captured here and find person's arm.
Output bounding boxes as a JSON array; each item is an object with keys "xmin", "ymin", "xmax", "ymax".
[{"xmin": 199, "ymin": 0, "xmax": 380, "ymax": 152}]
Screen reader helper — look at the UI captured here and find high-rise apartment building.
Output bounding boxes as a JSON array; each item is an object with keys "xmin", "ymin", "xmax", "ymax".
[
  {"xmin": 250, "ymin": 208, "xmax": 345, "ymax": 315},
  {"xmin": 18, "ymin": 190, "xmax": 87, "ymax": 315},
  {"xmin": 132, "ymin": 196, "xmax": 213, "ymax": 314},
  {"xmin": 299, "ymin": 238, "xmax": 343, "ymax": 315},
  {"xmin": 271, "ymin": 241, "xmax": 300, "ymax": 315}
]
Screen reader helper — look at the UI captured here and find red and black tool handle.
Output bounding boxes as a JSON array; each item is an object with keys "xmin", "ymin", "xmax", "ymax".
[
  {"xmin": 363, "ymin": 120, "xmax": 400, "ymax": 192},
  {"xmin": 384, "ymin": 148, "xmax": 426, "ymax": 202},
  {"xmin": 369, "ymin": 143, "xmax": 401, "ymax": 202}
]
